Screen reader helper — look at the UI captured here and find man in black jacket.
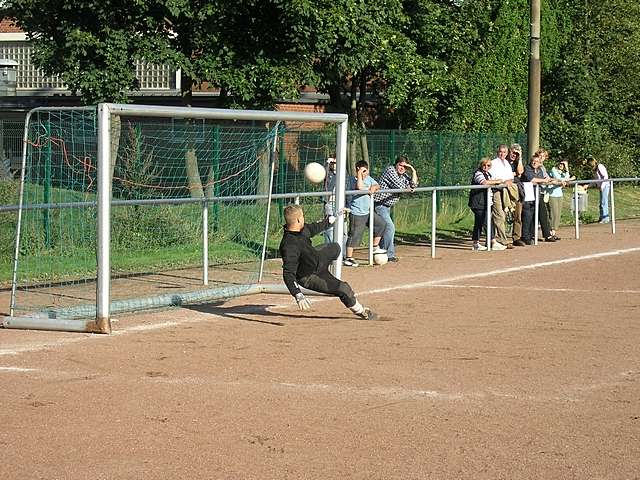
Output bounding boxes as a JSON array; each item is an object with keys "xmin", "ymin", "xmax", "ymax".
[{"xmin": 279, "ymin": 204, "xmax": 377, "ymax": 320}]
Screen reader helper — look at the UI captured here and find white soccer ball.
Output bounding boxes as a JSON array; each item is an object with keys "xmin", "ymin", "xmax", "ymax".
[
  {"xmin": 304, "ymin": 162, "xmax": 326, "ymax": 184},
  {"xmin": 373, "ymin": 252, "xmax": 388, "ymax": 265}
]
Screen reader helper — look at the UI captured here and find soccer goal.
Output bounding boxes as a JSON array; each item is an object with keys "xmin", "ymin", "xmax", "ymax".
[{"xmin": 4, "ymin": 104, "xmax": 348, "ymax": 333}]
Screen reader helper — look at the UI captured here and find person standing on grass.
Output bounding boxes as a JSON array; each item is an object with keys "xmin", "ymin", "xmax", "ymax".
[
  {"xmin": 373, "ymin": 155, "xmax": 419, "ymax": 263},
  {"xmin": 343, "ymin": 160, "xmax": 387, "ymax": 267},
  {"xmin": 521, "ymin": 153, "xmax": 558, "ymax": 244},
  {"xmin": 468, "ymin": 158, "xmax": 504, "ymax": 251},
  {"xmin": 508, "ymin": 144, "xmax": 526, "ymax": 247},
  {"xmin": 488, "ymin": 144, "xmax": 515, "ymax": 250},
  {"xmin": 279, "ymin": 204, "xmax": 378, "ymax": 320},
  {"xmin": 547, "ymin": 159, "xmax": 575, "ymax": 238},
  {"xmin": 585, "ymin": 156, "xmax": 611, "ymax": 224}
]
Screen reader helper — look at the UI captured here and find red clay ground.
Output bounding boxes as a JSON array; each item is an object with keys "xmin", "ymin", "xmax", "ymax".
[{"xmin": 1, "ymin": 221, "xmax": 639, "ymax": 479}]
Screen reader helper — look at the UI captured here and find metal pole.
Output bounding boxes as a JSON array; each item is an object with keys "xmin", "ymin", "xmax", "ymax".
[
  {"xmin": 96, "ymin": 104, "xmax": 112, "ymax": 334},
  {"xmin": 9, "ymin": 109, "xmax": 35, "ymax": 317},
  {"xmin": 574, "ymin": 183, "xmax": 580, "ymax": 240},
  {"xmin": 431, "ymin": 189, "xmax": 437, "ymax": 259},
  {"xmin": 610, "ymin": 180, "xmax": 616, "ymax": 234},
  {"xmin": 43, "ymin": 121, "xmax": 52, "ymax": 248},
  {"xmin": 258, "ymin": 124, "xmax": 280, "ymax": 283},
  {"xmin": 368, "ymin": 194, "xmax": 374, "ymax": 265},
  {"xmin": 333, "ymin": 120, "xmax": 348, "ymax": 280},
  {"xmin": 527, "ymin": 0, "xmax": 542, "ymax": 156},
  {"xmin": 202, "ymin": 199, "xmax": 208, "ymax": 286},
  {"xmin": 486, "ymin": 187, "xmax": 492, "ymax": 250},
  {"xmin": 534, "ymin": 184, "xmax": 540, "ymax": 245}
]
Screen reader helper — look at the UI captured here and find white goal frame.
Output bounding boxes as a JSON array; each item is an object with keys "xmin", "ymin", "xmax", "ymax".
[{"xmin": 93, "ymin": 104, "xmax": 349, "ymax": 333}]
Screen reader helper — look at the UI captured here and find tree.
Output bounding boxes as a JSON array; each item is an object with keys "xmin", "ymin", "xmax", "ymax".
[
  {"xmin": 542, "ymin": 0, "xmax": 640, "ymax": 176},
  {"xmin": 2, "ymin": 0, "xmax": 313, "ymax": 196},
  {"xmin": 285, "ymin": 0, "xmax": 445, "ymax": 168}
]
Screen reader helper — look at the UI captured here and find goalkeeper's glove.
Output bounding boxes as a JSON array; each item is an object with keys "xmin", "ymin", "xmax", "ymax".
[{"xmin": 295, "ymin": 292, "xmax": 311, "ymax": 311}]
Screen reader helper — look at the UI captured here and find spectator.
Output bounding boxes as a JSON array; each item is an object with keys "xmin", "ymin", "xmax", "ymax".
[
  {"xmin": 488, "ymin": 144, "xmax": 515, "ymax": 250},
  {"xmin": 547, "ymin": 159, "xmax": 575, "ymax": 238},
  {"xmin": 468, "ymin": 158, "xmax": 504, "ymax": 251},
  {"xmin": 343, "ymin": 160, "xmax": 387, "ymax": 267},
  {"xmin": 508, "ymin": 144, "xmax": 526, "ymax": 246},
  {"xmin": 586, "ymin": 156, "xmax": 610, "ymax": 224},
  {"xmin": 373, "ymin": 155, "xmax": 419, "ymax": 262},
  {"xmin": 521, "ymin": 153, "xmax": 558, "ymax": 244}
]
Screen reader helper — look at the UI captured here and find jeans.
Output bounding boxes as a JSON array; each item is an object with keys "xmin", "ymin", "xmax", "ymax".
[
  {"xmin": 600, "ymin": 183, "xmax": 610, "ymax": 220},
  {"xmin": 374, "ymin": 204, "xmax": 396, "ymax": 258}
]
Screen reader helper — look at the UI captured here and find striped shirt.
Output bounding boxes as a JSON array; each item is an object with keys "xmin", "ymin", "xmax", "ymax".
[{"xmin": 373, "ymin": 165, "xmax": 417, "ymax": 207}]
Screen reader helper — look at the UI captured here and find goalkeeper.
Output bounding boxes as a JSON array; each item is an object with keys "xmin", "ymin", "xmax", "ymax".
[{"xmin": 279, "ymin": 204, "xmax": 378, "ymax": 320}]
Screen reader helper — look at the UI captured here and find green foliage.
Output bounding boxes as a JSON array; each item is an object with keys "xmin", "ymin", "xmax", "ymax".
[
  {"xmin": 2, "ymin": 0, "xmax": 311, "ymax": 107},
  {"xmin": 0, "ymin": 180, "xmax": 19, "ymax": 260},
  {"xmin": 542, "ymin": 0, "xmax": 640, "ymax": 176},
  {"xmin": 3, "ymin": 0, "xmax": 639, "ymax": 176}
]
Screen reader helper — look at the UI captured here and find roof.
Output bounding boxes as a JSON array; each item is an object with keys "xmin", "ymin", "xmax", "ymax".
[{"xmin": 0, "ymin": 18, "xmax": 23, "ymax": 33}]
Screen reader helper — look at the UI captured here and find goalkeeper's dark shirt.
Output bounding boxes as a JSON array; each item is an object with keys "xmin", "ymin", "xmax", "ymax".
[{"xmin": 279, "ymin": 218, "xmax": 330, "ymax": 297}]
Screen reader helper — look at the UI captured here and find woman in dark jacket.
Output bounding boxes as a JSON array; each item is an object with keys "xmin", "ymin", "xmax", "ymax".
[{"xmin": 468, "ymin": 158, "xmax": 504, "ymax": 251}]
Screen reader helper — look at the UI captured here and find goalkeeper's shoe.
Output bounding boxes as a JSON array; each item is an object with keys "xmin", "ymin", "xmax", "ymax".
[{"xmin": 357, "ymin": 307, "xmax": 378, "ymax": 321}]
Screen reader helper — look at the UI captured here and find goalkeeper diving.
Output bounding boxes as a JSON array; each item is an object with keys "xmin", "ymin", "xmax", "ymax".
[{"xmin": 279, "ymin": 204, "xmax": 378, "ymax": 320}]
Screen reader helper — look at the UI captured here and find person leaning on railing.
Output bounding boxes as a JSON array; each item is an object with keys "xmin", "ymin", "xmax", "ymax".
[
  {"xmin": 584, "ymin": 156, "xmax": 610, "ymax": 224},
  {"xmin": 468, "ymin": 157, "xmax": 504, "ymax": 251},
  {"xmin": 508, "ymin": 143, "xmax": 526, "ymax": 247},
  {"xmin": 547, "ymin": 159, "xmax": 575, "ymax": 238},
  {"xmin": 521, "ymin": 152, "xmax": 559, "ymax": 244},
  {"xmin": 488, "ymin": 144, "xmax": 515, "ymax": 250},
  {"xmin": 373, "ymin": 155, "xmax": 419, "ymax": 262}
]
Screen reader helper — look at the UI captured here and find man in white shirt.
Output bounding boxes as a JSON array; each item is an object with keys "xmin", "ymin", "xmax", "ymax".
[{"xmin": 488, "ymin": 144, "xmax": 515, "ymax": 249}]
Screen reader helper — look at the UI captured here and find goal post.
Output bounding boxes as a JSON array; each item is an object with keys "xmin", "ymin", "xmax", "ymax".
[{"xmin": 4, "ymin": 103, "xmax": 349, "ymax": 333}]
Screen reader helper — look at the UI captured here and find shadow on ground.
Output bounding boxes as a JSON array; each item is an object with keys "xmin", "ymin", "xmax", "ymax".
[{"xmin": 183, "ymin": 302, "xmax": 354, "ymax": 326}]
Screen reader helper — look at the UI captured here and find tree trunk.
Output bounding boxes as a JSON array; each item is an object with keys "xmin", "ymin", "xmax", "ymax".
[
  {"xmin": 109, "ymin": 115, "xmax": 121, "ymax": 197},
  {"xmin": 182, "ymin": 75, "xmax": 204, "ymax": 198},
  {"xmin": 256, "ymin": 125, "xmax": 271, "ymax": 204},
  {"xmin": 348, "ymin": 77, "xmax": 359, "ymax": 174},
  {"xmin": 358, "ymin": 73, "xmax": 370, "ymax": 167}
]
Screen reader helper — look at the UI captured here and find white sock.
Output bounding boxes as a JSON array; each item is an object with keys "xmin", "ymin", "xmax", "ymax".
[{"xmin": 349, "ymin": 301, "xmax": 365, "ymax": 315}]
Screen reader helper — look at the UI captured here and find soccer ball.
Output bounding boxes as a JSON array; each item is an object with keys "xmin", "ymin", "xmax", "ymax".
[
  {"xmin": 304, "ymin": 162, "xmax": 326, "ymax": 184},
  {"xmin": 373, "ymin": 252, "xmax": 388, "ymax": 265}
]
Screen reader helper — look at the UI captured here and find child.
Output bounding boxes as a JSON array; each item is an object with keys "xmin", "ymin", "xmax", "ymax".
[{"xmin": 279, "ymin": 204, "xmax": 378, "ymax": 320}]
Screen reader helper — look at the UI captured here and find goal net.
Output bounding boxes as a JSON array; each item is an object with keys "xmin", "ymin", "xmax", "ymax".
[{"xmin": 6, "ymin": 104, "xmax": 348, "ymax": 332}]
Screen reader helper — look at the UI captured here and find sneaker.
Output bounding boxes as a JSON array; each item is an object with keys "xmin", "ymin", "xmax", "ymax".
[
  {"xmin": 599, "ymin": 217, "xmax": 610, "ymax": 224},
  {"xmin": 357, "ymin": 307, "xmax": 378, "ymax": 321},
  {"xmin": 506, "ymin": 243, "xmax": 514, "ymax": 249},
  {"xmin": 388, "ymin": 256, "xmax": 400, "ymax": 262},
  {"xmin": 524, "ymin": 239, "xmax": 534, "ymax": 245},
  {"xmin": 372, "ymin": 246, "xmax": 387, "ymax": 255},
  {"xmin": 513, "ymin": 240, "xmax": 526, "ymax": 247},
  {"xmin": 544, "ymin": 236, "xmax": 556, "ymax": 242},
  {"xmin": 342, "ymin": 257, "xmax": 359, "ymax": 267},
  {"xmin": 492, "ymin": 241, "xmax": 507, "ymax": 251},
  {"xmin": 472, "ymin": 243, "xmax": 488, "ymax": 251}
]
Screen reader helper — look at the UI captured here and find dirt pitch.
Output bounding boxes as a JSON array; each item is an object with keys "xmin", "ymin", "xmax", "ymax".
[{"xmin": 1, "ymin": 222, "xmax": 640, "ymax": 480}]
